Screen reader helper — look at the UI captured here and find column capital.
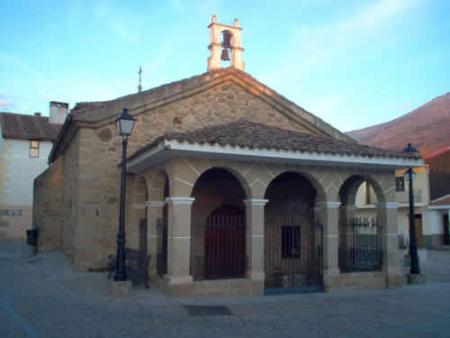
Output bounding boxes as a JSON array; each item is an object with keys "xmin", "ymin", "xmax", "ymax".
[
  {"xmin": 316, "ymin": 201, "xmax": 341, "ymax": 209},
  {"xmin": 378, "ymin": 202, "xmax": 399, "ymax": 209},
  {"xmin": 165, "ymin": 197, "xmax": 195, "ymax": 206},
  {"xmin": 145, "ymin": 200, "xmax": 165, "ymax": 208},
  {"xmin": 243, "ymin": 199, "xmax": 269, "ymax": 206}
]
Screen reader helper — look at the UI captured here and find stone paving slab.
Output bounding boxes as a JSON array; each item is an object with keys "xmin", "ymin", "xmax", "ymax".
[{"xmin": 1, "ymin": 241, "xmax": 450, "ymax": 338}]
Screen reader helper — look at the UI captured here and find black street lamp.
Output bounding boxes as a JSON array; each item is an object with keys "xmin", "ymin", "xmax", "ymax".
[
  {"xmin": 403, "ymin": 143, "xmax": 420, "ymax": 276},
  {"xmin": 113, "ymin": 108, "xmax": 136, "ymax": 282}
]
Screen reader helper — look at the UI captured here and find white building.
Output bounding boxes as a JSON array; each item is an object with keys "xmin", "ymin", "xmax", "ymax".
[
  {"xmin": 354, "ymin": 166, "xmax": 431, "ymax": 254},
  {"xmin": 0, "ymin": 102, "xmax": 68, "ymax": 240}
]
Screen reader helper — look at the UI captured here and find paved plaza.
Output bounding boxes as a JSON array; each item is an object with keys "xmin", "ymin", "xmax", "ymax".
[{"xmin": 1, "ymin": 241, "xmax": 450, "ymax": 338}]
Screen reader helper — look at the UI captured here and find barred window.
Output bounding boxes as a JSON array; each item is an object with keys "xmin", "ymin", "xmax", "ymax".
[
  {"xmin": 395, "ymin": 177, "xmax": 405, "ymax": 192},
  {"xmin": 29, "ymin": 140, "xmax": 40, "ymax": 158}
]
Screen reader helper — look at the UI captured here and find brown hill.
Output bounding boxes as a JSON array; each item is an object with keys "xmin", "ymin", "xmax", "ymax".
[{"xmin": 347, "ymin": 92, "xmax": 450, "ymax": 157}]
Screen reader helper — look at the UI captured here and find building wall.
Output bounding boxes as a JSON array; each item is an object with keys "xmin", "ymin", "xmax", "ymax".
[
  {"xmin": 0, "ymin": 134, "xmax": 53, "ymax": 240},
  {"xmin": 64, "ymin": 80, "xmax": 326, "ymax": 270},
  {"xmin": 428, "ymin": 208, "xmax": 450, "ymax": 247},
  {"xmin": 33, "ymin": 155, "xmax": 64, "ymax": 250},
  {"xmin": 426, "ymin": 150, "xmax": 450, "ymax": 200},
  {"xmin": 353, "ymin": 166, "xmax": 432, "ymax": 248},
  {"xmin": 37, "ymin": 80, "xmax": 400, "ymax": 272}
]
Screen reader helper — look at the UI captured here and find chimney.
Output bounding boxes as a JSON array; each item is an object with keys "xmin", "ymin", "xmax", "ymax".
[
  {"xmin": 34, "ymin": 112, "xmax": 42, "ymax": 116},
  {"xmin": 49, "ymin": 101, "xmax": 69, "ymax": 124}
]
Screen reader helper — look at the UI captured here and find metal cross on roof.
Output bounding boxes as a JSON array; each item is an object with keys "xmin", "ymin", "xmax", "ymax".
[{"xmin": 137, "ymin": 66, "xmax": 142, "ymax": 93}]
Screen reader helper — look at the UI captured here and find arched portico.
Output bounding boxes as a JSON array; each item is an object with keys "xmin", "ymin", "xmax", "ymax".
[
  {"xmin": 146, "ymin": 170, "xmax": 169, "ymax": 278},
  {"xmin": 338, "ymin": 175, "xmax": 385, "ymax": 273},
  {"xmin": 264, "ymin": 171, "xmax": 325, "ymax": 291},
  {"xmin": 190, "ymin": 167, "xmax": 247, "ymax": 280}
]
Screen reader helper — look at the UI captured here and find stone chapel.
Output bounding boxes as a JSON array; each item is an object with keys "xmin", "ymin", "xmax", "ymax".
[{"xmin": 33, "ymin": 16, "xmax": 422, "ymax": 297}]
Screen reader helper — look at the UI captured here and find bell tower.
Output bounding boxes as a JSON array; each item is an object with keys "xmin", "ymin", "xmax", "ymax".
[{"xmin": 207, "ymin": 15, "xmax": 245, "ymax": 72}]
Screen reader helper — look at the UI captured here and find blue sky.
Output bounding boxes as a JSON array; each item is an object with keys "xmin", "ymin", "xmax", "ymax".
[{"xmin": 0, "ymin": 0, "xmax": 449, "ymax": 132}]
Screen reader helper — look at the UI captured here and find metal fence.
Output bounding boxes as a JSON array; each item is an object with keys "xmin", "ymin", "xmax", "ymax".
[
  {"xmin": 339, "ymin": 217, "xmax": 382, "ymax": 272},
  {"xmin": 203, "ymin": 214, "xmax": 246, "ymax": 279},
  {"xmin": 156, "ymin": 216, "xmax": 168, "ymax": 276}
]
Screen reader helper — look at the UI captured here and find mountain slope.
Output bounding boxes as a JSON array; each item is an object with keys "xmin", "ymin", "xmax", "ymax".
[{"xmin": 347, "ymin": 92, "xmax": 450, "ymax": 157}]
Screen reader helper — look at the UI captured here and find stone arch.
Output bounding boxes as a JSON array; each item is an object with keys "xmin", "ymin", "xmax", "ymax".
[
  {"xmin": 150, "ymin": 169, "xmax": 170, "ymax": 202},
  {"xmin": 263, "ymin": 171, "xmax": 324, "ymax": 289},
  {"xmin": 190, "ymin": 167, "xmax": 248, "ymax": 280},
  {"xmin": 183, "ymin": 164, "xmax": 251, "ymax": 200},
  {"xmin": 126, "ymin": 175, "xmax": 149, "ymax": 254},
  {"xmin": 263, "ymin": 169, "xmax": 327, "ymax": 204},
  {"xmin": 339, "ymin": 174, "xmax": 385, "ymax": 207},
  {"xmin": 338, "ymin": 174, "xmax": 385, "ymax": 273},
  {"xmin": 135, "ymin": 176, "xmax": 148, "ymax": 204}
]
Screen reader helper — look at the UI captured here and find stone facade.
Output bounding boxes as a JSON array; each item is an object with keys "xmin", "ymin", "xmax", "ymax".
[
  {"xmin": 33, "ymin": 69, "xmax": 416, "ymax": 296},
  {"xmin": 48, "ymin": 80, "xmax": 323, "ymax": 269},
  {"xmin": 33, "ymin": 155, "xmax": 64, "ymax": 250}
]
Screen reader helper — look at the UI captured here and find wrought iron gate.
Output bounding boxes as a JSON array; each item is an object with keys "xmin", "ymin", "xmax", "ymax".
[
  {"xmin": 156, "ymin": 216, "xmax": 168, "ymax": 276},
  {"xmin": 339, "ymin": 217, "xmax": 382, "ymax": 272},
  {"xmin": 204, "ymin": 214, "xmax": 246, "ymax": 279},
  {"xmin": 265, "ymin": 203, "xmax": 323, "ymax": 293}
]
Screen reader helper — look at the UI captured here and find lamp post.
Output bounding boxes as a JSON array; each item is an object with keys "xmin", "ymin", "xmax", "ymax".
[
  {"xmin": 113, "ymin": 108, "xmax": 136, "ymax": 282},
  {"xmin": 403, "ymin": 143, "xmax": 420, "ymax": 276}
]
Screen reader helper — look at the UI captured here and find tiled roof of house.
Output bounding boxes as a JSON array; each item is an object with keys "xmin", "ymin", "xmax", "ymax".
[
  {"xmin": 424, "ymin": 146, "xmax": 450, "ymax": 160},
  {"xmin": 430, "ymin": 195, "xmax": 450, "ymax": 207},
  {"xmin": 129, "ymin": 119, "xmax": 420, "ymax": 161},
  {"xmin": 0, "ymin": 112, "xmax": 61, "ymax": 141}
]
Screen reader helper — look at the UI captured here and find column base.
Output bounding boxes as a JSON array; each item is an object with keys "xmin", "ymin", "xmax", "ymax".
[
  {"xmin": 407, "ymin": 273, "xmax": 426, "ymax": 285},
  {"xmin": 248, "ymin": 271, "xmax": 265, "ymax": 281},
  {"xmin": 386, "ymin": 269, "xmax": 407, "ymax": 288},
  {"xmin": 323, "ymin": 269, "xmax": 340, "ymax": 291},
  {"xmin": 163, "ymin": 274, "xmax": 193, "ymax": 285},
  {"xmin": 110, "ymin": 280, "xmax": 133, "ymax": 297}
]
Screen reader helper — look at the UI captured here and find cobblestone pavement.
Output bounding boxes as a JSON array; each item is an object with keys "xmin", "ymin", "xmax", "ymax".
[{"xmin": 1, "ymin": 241, "xmax": 450, "ymax": 338}]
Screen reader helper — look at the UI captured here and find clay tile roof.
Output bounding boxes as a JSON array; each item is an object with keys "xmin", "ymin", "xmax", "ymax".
[
  {"xmin": 424, "ymin": 146, "xmax": 450, "ymax": 160},
  {"xmin": 430, "ymin": 195, "xmax": 450, "ymax": 206},
  {"xmin": 129, "ymin": 119, "xmax": 420, "ymax": 161},
  {"xmin": 0, "ymin": 112, "xmax": 61, "ymax": 141},
  {"xmin": 71, "ymin": 69, "xmax": 228, "ymax": 122}
]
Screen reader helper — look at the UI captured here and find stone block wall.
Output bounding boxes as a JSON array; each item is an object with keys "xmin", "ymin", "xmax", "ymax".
[
  {"xmin": 69, "ymin": 81, "xmax": 321, "ymax": 270},
  {"xmin": 45, "ymin": 78, "xmax": 400, "ymax": 280},
  {"xmin": 61, "ymin": 132, "xmax": 81, "ymax": 263},
  {"xmin": 33, "ymin": 155, "xmax": 64, "ymax": 251}
]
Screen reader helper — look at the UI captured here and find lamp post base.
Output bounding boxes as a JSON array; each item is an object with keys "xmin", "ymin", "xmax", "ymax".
[
  {"xmin": 110, "ymin": 280, "xmax": 133, "ymax": 297},
  {"xmin": 407, "ymin": 273, "xmax": 426, "ymax": 285}
]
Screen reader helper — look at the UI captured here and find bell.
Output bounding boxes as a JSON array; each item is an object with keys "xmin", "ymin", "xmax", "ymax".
[
  {"xmin": 221, "ymin": 48, "xmax": 230, "ymax": 61},
  {"xmin": 222, "ymin": 30, "xmax": 232, "ymax": 49}
]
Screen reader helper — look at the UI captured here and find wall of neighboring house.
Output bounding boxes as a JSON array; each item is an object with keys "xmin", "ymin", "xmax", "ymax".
[
  {"xmin": 354, "ymin": 166, "xmax": 431, "ymax": 249},
  {"xmin": 428, "ymin": 207, "xmax": 450, "ymax": 247},
  {"xmin": 427, "ymin": 150, "xmax": 450, "ymax": 200},
  {"xmin": 0, "ymin": 134, "xmax": 52, "ymax": 240}
]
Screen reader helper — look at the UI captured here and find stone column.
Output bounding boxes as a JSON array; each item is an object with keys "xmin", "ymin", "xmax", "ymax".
[
  {"xmin": 340, "ymin": 205, "xmax": 356, "ymax": 225},
  {"xmin": 145, "ymin": 200, "xmax": 165, "ymax": 278},
  {"xmin": 164, "ymin": 197, "xmax": 194, "ymax": 285},
  {"xmin": 378, "ymin": 202, "xmax": 405, "ymax": 286},
  {"xmin": 244, "ymin": 199, "xmax": 268, "ymax": 282},
  {"xmin": 316, "ymin": 202, "xmax": 341, "ymax": 290}
]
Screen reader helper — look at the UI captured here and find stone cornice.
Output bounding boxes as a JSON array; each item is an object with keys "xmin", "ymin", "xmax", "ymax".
[
  {"xmin": 165, "ymin": 197, "xmax": 195, "ymax": 205},
  {"xmin": 243, "ymin": 199, "xmax": 269, "ymax": 206},
  {"xmin": 316, "ymin": 202, "xmax": 342, "ymax": 209}
]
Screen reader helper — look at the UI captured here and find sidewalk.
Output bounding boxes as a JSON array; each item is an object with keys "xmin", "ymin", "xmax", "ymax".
[{"xmin": 1, "ymin": 241, "xmax": 450, "ymax": 338}]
